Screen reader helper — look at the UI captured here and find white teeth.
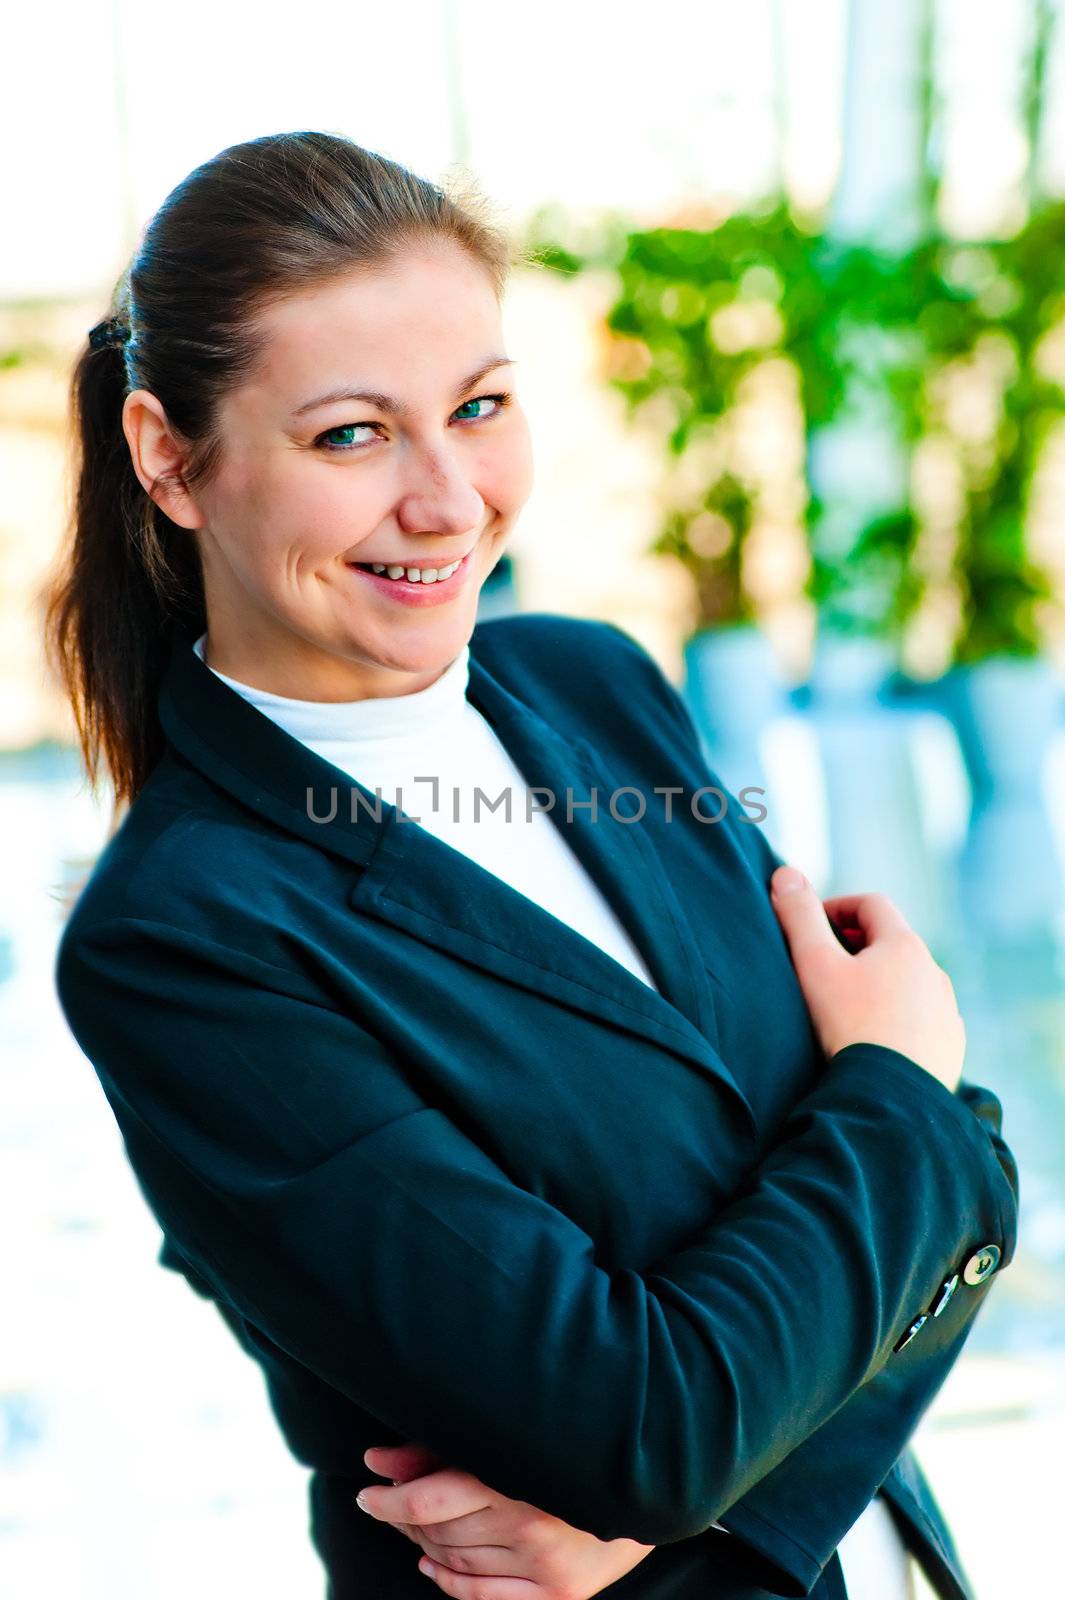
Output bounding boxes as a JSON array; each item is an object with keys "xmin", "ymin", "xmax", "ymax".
[{"xmin": 367, "ymin": 559, "xmax": 461, "ymax": 583}]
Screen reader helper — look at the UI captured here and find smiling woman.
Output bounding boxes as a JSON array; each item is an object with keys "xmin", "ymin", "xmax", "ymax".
[
  {"xmin": 43, "ymin": 130, "xmax": 1017, "ymax": 1600},
  {"xmin": 45, "ymin": 131, "xmax": 533, "ymax": 785},
  {"xmin": 117, "ymin": 249, "xmax": 532, "ymax": 696}
]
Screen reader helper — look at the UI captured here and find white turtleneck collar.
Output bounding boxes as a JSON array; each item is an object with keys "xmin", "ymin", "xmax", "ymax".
[
  {"xmin": 188, "ymin": 627, "xmax": 661, "ymax": 994},
  {"xmin": 191, "ymin": 631, "xmax": 470, "ymax": 747}
]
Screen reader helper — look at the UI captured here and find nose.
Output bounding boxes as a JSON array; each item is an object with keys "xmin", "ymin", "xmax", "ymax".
[{"xmin": 395, "ymin": 446, "xmax": 486, "ymax": 540}]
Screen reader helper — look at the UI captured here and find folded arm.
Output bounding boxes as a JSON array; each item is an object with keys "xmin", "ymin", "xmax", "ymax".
[
  {"xmin": 56, "ymin": 913, "xmax": 1017, "ymax": 1550},
  {"xmin": 593, "ymin": 620, "xmax": 1019, "ymax": 1588}
]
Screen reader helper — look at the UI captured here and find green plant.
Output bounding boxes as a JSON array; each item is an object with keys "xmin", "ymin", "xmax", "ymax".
[
  {"xmin": 522, "ymin": 197, "xmax": 1065, "ymax": 662},
  {"xmin": 526, "ymin": 204, "xmax": 844, "ymax": 632},
  {"xmin": 649, "ymin": 470, "xmax": 756, "ymax": 629},
  {"xmin": 888, "ymin": 226, "xmax": 1064, "ymax": 662}
]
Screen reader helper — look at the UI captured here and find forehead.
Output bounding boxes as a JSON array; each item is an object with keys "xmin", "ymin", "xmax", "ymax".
[{"xmin": 247, "ymin": 245, "xmax": 502, "ymax": 394}]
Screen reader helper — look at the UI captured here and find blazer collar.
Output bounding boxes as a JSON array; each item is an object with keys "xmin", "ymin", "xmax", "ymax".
[{"xmin": 157, "ymin": 633, "xmax": 755, "ymax": 1134}]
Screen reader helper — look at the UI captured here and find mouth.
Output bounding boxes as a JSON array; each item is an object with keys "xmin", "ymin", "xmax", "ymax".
[{"xmin": 344, "ymin": 547, "xmax": 476, "ymax": 605}]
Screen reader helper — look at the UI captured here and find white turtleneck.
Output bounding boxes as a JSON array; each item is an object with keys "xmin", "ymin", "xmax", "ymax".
[{"xmin": 191, "ymin": 630, "xmax": 916, "ymax": 1600}]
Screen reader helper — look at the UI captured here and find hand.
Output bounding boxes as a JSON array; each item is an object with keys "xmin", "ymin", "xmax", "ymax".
[
  {"xmin": 769, "ymin": 865, "xmax": 965, "ymax": 1093},
  {"xmin": 356, "ymin": 1441, "xmax": 656, "ymax": 1599}
]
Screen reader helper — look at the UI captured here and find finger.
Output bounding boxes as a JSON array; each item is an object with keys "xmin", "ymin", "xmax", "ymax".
[
  {"xmin": 360, "ymin": 1484, "xmax": 512, "ymax": 1547},
  {"xmin": 357, "ymin": 1469, "xmax": 494, "ymax": 1528},
  {"xmin": 416, "ymin": 1553, "xmax": 539, "ymax": 1598},
  {"xmin": 827, "ymin": 918, "xmax": 866, "ymax": 952},
  {"xmin": 363, "ymin": 1441, "xmax": 446, "ymax": 1482},
  {"xmin": 818, "ymin": 891, "xmax": 914, "ymax": 940},
  {"xmin": 821, "ymin": 902, "xmax": 864, "ymax": 928},
  {"xmin": 769, "ymin": 866, "xmax": 848, "ymax": 964},
  {"xmin": 416, "ymin": 1532, "xmax": 523, "ymax": 1576}
]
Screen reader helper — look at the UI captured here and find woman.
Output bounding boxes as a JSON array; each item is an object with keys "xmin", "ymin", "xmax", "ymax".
[{"xmin": 47, "ymin": 131, "xmax": 1018, "ymax": 1600}]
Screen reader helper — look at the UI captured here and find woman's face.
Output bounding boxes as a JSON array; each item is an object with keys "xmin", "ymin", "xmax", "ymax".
[{"xmin": 141, "ymin": 241, "xmax": 533, "ymax": 699}]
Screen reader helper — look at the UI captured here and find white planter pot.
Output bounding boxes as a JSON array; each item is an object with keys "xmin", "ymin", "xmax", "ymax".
[
  {"xmin": 809, "ymin": 630, "xmax": 948, "ymax": 947},
  {"xmin": 682, "ymin": 623, "xmax": 787, "ymax": 829},
  {"xmin": 939, "ymin": 655, "xmax": 1065, "ymax": 947}
]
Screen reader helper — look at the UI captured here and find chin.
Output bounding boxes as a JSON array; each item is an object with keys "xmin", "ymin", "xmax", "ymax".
[{"xmin": 364, "ymin": 620, "xmax": 473, "ymax": 670}]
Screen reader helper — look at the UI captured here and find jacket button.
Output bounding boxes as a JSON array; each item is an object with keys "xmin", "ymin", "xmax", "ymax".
[
  {"xmin": 893, "ymin": 1314, "xmax": 928, "ymax": 1353},
  {"xmin": 962, "ymin": 1244, "xmax": 1002, "ymax": 1286},
  {"xmin": 929, "ymin": 1273, "xmax": 960, "ymax": 1317}
]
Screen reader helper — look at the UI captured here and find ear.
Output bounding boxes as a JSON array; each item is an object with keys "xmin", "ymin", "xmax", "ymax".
[{"xmin": 122, "ymin": 389, "xmax": 207, "ymax": 530}]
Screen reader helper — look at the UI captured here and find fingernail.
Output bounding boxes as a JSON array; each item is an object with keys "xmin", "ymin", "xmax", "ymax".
[
  {"xmin": 419, "ymin": 1558, "xmax": 434, "ymax": 1577},
  {"xmin": 773, "ymin": 867, "xmax": 805, "ymax": 896},
  {"xmin": 356, "ymin": 1492, "xmax": 373, "ymax": 1514}
]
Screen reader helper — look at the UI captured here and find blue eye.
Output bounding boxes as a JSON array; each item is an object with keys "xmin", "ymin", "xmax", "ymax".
[
  {"xmin": 316, "ymin": 391, "xmax": 512, "ymax": 453},
  {"xmin": 319, "ymin": 422, "xmax": 374, "ymax": 450},
  {"xmin": 453, "ymin": 394, "xmax": 508, "ymax": 422}
]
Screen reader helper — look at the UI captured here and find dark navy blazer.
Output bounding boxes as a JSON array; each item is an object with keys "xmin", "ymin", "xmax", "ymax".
[{"xmin": 55, "ymin": 613, "xmax": 1019, "ymax": 1600}]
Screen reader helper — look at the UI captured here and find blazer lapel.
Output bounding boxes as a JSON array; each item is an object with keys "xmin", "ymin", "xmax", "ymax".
[
  {"xmin": 158, "ymin": 638, "xmax": 753, "ymax": 1129},
  {"xmin": 466, "ymin": 649, "xmax": 717, "ymax": 1034}
]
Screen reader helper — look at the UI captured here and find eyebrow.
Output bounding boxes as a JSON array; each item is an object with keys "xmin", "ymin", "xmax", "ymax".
[{"xmin": 292, "ymin": 356, "xmax": 517, "ymax": 419}]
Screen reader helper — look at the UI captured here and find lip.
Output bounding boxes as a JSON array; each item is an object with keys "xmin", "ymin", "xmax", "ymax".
[{"xmin": 344, "ymin": 548, "xmax": 475, "ymax": 607}]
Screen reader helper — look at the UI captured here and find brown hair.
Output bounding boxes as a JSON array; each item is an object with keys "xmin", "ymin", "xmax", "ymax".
[{"xmin": 43, "ymin": 130, "xmax": 515, "ymax": 808}]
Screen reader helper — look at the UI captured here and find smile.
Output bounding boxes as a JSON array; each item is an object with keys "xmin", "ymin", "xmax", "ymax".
[
  {"xmin": 344, "ymin": 548, "xmax": 475, "ymax": 607},
  {"xmin": 352, "ymin": 556, "xmax": 463, "ymax": 584}
]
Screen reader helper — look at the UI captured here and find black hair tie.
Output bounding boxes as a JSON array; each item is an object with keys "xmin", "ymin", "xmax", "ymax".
[{"xmin": 88, "ymin": 317, "xmax": 130, "ymax": 350}]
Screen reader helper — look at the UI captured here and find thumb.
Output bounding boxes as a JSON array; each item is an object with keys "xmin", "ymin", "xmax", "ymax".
[{"xmin": 769, "ymin": 866, "xmax": 842, "ymax": 966}]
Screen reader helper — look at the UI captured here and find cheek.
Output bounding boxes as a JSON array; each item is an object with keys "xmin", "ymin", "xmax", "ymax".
[
  {"xmin": 489, "ymin": 423, "xmax": 534, "ymax": 512},
  {"xmin": 229, "ymin": 454, "xmax": 369, "ymax": 568}
]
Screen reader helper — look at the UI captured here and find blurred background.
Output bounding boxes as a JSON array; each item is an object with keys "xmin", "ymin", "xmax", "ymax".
[{"xmin": 2, "ymin": 1, "xmax": 1064, "ymax": 1596}]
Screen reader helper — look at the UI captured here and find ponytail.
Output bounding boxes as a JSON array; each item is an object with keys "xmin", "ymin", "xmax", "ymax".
[{"xmin": 44, "ymin": 297, "xmax": 205, "ymax": 807}]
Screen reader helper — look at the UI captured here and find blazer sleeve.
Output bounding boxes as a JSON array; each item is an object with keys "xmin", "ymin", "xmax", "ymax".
[
  {"xmin": 54, "ymin": 912, "xmax": 1017, "ymax": 1550},
  {"xmin": 591, "ymin": 622, "xmax": 1021, "ymax": 1587},
  {"xmin": 598, "ymin": 618, "xmax": 1021, "ymax": 1202}
]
